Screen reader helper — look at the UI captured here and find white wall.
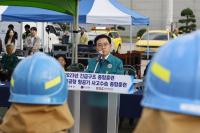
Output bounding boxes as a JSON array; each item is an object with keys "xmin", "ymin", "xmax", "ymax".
[{"xmin": 117, "ymin": 0, "xmax": 200, "ymax": 36}]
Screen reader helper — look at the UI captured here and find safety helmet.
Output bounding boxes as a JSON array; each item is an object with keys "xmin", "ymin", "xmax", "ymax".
[
  {"xmin": 142, "ymin": 31, "xmax": 200, "ymax": 116},
  {"xmin": 9, "ymin": 52, "xmax": 67, "ymax": 105}
]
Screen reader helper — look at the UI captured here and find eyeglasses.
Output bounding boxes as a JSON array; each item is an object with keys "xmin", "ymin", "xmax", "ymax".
[{"xmin": 97, "ymin": 43, "xmax": 110, "ymax": 48}]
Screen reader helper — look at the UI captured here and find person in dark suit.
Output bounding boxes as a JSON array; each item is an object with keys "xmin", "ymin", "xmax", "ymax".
[
  {"xmin": 85, "ymin": 34, "xmax": 124, "ymax": 133},
  {"xmin": 85, "ymin": 34, "xmax": 124, "ymax": 74}
]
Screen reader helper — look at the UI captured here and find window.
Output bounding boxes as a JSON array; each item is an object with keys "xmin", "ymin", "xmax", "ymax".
[
  {"xmin": 109, "ymin": 32, "xmax": 119, "ymax": 38},
  {"xmin": 142, "ymin": 33, "xmax": 168, "ymax": 40}
]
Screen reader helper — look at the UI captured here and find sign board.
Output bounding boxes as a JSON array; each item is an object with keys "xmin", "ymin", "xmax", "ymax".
[{"xmin": 66, "ymin": 72, "xmax": 137, "ymax": 94}]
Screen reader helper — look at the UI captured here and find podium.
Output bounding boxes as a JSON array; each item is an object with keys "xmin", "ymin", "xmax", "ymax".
[
  {"xmin": 68, "ymin": 91, "xmax": 120, "ymax": 133},
  {"xmin": 66, "ymin": 72, "xmax": 139, "ymax": 133}
]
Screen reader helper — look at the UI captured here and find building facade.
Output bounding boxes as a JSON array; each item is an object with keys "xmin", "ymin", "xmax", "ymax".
[{"xmin": 118, "ymin": 0, "xmax": 200, "ymax": 36}]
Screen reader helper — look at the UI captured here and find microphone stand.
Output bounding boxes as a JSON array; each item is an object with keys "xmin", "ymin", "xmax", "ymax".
[{"xmin": 93, "ymin": 53, "xmax": 102, "ymax": 73}]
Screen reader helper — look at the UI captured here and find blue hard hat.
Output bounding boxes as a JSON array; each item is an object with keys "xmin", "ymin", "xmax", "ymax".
[
  {"xmin": 142, "ymin": 31, "xmax": 200, "ymax": 116},
  {"xmin": 9, "ymin": 52, "xmax": 67, "ymax": 105}
]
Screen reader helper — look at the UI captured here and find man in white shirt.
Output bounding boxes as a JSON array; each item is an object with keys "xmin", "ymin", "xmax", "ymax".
[{"xmin": 24, "ymin": 27, "xmax": 41, "ymax": 55}]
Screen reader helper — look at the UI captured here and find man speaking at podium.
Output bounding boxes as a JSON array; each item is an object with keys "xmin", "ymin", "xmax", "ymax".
[
  {"xmin": 84, "ymin": 34, "xmax": 124, "ymax": 133},
  {"xmin": 85, "ymin": 34, "xmax": 124, "ymax": 74}
]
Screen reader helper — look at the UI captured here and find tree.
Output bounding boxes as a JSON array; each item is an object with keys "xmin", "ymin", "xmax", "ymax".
[{"xmin": 178, "ymin": 8, "xmax": 196, "ymax": 33}]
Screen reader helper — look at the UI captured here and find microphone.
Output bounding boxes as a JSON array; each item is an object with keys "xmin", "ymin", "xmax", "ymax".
[
  {"xmin": 96, "ymin": 51, "xmax": 103, "ymax": 61},
  {"xmin": 94, "ymin": 51, "xmax": 103, "ymax": 73}
]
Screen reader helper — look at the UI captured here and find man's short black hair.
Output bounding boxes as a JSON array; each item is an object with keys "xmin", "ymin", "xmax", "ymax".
[
  {"xmin": 8, "ymin": 24, "xmax": 14, "ymax": 29},
  {"xmin": 30, "ymin": 27, "xmax": 37, "ymax": 31},
  {"xmin": 25, "ymin": 24, "xmax": 30, "ymax": 29},
  {"xmin": 94, "ymin": 34, "xmax": 111, "ymax": 46}
]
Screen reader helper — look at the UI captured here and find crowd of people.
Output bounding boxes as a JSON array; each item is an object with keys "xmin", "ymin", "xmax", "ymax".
[
  {"xmin": 0, "ymin": 24, "xmax": 90, "ymax": 81},
  {"xmin": 0, "ymin": 24, "xmax": 42, "ymax": 81},
  {"xmin": 0, "ymin": 24, "xmax": 91, "ymax": 55},
  {"xmin": 0, "ymin": 24, "xmax": 41, "ymax": 54}
]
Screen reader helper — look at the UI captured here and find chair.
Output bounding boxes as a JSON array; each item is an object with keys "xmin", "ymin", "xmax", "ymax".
[
  {"xmin": 15, "ymin": 49, "xmax": 25, "ymax": 56},
  {"xmin": 123, "ymin": 65, "xmax": 137, "ymax": 78},
  {"xmin": 119, "ymin": 65, "xmax": 143, "ymax": 128},
  {"xmin": 52, "ymin": 44, "xmax": 68, "ymax": 56},
  {"xmin": 67, "ymin": 63, "xmax": 85, "ymax": 72}
]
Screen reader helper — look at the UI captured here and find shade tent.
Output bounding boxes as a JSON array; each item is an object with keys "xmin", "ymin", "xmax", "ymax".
[
  {"xmin": 0, "ymin": 6, "xmax": 73, "ymax": 22},
  {"xmin": 78, "ymin": 0, "xmax": 149, "ymax": 25},
  {"xmin": 110, "ymin": 0, "xmax": 149, "ymax": 25},
  {"xmin": 0, "ymin": 0, "xmax": 149, "ymax": 25}
]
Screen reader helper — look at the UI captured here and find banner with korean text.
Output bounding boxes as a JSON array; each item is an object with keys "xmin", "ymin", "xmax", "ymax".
[{"xmin": 66, "ymin": 72, "xmax": 137, "ymax": 94}]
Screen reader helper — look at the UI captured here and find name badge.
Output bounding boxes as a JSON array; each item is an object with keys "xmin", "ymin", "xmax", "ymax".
[{"xmin": 107, "ymin": 64, "xmax": 112, "ymax": 68}]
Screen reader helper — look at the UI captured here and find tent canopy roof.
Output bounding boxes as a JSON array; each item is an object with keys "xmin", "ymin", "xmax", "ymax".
[
  {"xmin": 0, "ymin": 6, "xmax": 72, "ymax": 22},
  {"xmin": 78, "ymin": 0, "xmax": 149, "ymax": 25},
  {"xmin": 0, "ymin": 0, "xmax": 77, "ymax": 16},
  {"xmin": 0, "ymin": 0, "xmax": 149, "ymax": 25}
]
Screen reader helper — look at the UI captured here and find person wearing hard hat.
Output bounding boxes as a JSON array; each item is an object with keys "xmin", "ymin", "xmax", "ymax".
[
  {"xmin": 133, "ymin": 31, "xmax": 200, "ymax": 133},
  {"xmin": 0, "ymin": 52, "xmax": 74, "ymax": 133}
]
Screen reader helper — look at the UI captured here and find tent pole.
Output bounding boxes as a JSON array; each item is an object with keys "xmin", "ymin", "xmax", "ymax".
[
  {"xmin": 20, "ymin": 22, "xmax": 23, "ymax": 50},
  {"xmin": 166, "ymin": 0, "xmax": 173, "ymax": 30},
  {"xmin": 129, "ymin": 25, "xmax": 132, "ymax": 52},
  {"xmin": 72, "ymin": 0, "xmax": 79, "ymax": 64},
  {"xmin": 71, "ymin": 1, "xmax": 80, "ymax": 133},
  {"xmin": 130, "ymin": 0, "xmax": 133, "ymax": 52},
  {"xmin": 147, "ymin": 26, "xmax": 149, "ymax": 59},
  {"xmin": 42, "ymin": 22, "xmax": 45, "ymax": 52},
  {"xmin": 70, "ymin": 22, "xmax": 73, "ymax": 43}
]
